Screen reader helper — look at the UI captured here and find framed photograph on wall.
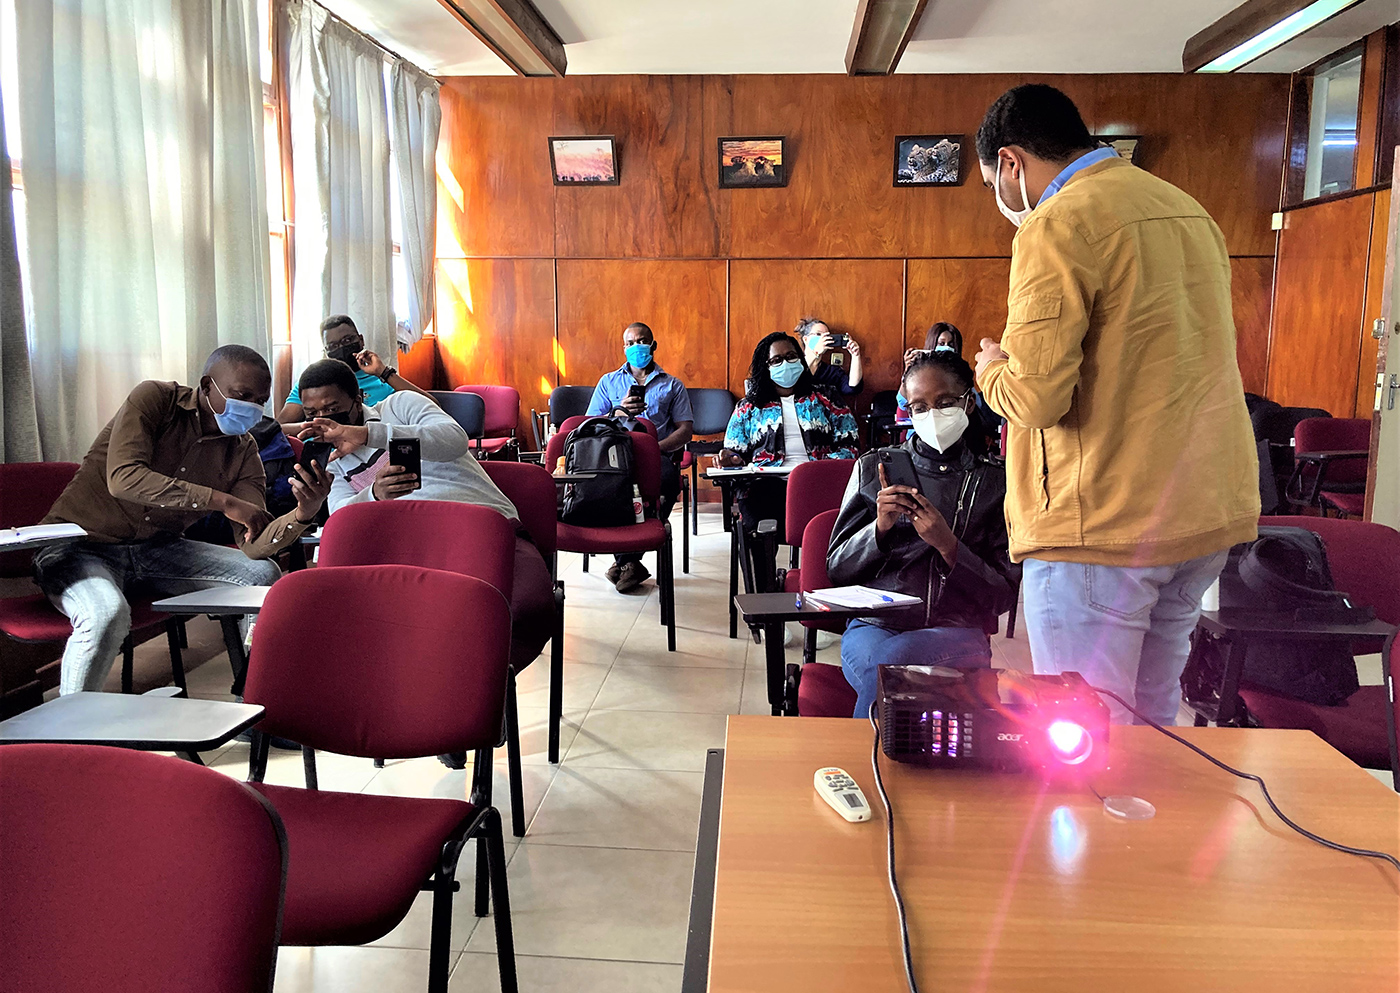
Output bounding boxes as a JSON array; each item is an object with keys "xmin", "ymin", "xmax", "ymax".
[
  {"xmin": 718, "ymin": 137, "xmax": 787, "ymax": 188},
  {"xmin": 1096, "ymin": 135, "xmax": 1141, "ymax": 164},
  {"xmin": 548, "ymin": 136, "xmax": 619, "ymax": 186},
  {"xmin": 894, "ymin": 134, "xmax": 963, "ymax": 186}
]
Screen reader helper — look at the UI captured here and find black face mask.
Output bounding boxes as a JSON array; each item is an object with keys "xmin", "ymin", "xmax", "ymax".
[
  {"xmin": 322, "ymin": 409, "xmax": 357, "ymax": 425},
  {"xmin": 326, "ymin": 338, "xmax": 363, "ymax": 367}
]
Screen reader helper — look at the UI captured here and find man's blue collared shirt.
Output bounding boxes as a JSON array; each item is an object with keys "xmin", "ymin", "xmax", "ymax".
[
  {"xmin": 586, "ymin": 362, "xmax": 693, "ymax": 441},
  {"xmin": 1039, "ymin": 146, "xmax": 1120, "ymax": 205}
]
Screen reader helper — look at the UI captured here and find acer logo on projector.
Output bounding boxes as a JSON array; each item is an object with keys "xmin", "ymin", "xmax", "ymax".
[{"xmin": 996, "ymin": 733, "xmax": 1023, "ymax": 741}]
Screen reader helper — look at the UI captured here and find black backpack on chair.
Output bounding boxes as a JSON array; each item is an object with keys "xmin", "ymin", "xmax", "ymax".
[
  {"xmin": 558, "ymin": 417, "xmax": 637, "ymax": 527},
  {"xmin": 1181, "ymin": 526, "xmax": 1367, "ymax": 713}
]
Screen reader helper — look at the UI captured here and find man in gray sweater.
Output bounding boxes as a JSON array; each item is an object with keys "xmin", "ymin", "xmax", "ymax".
[{"xmin": 292, "ymin": 359, "xmax": 554, "ymax": 680}]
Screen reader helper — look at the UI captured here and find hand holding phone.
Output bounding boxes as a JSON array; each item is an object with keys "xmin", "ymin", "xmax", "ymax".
[
  {"xmin": 298, "ymin": 439, "xmax": 334, "ymax": 473},
  {"xmin": 388, "ymin": 438, "xmax": 422, "ymax": 491},
  {"xmin": 875, "ymin": 453, "xmax": 922, "ymax": 535}
]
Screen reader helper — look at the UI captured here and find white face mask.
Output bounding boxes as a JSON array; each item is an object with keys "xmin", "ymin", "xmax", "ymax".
[
  {"xmin": 994, "ymin": 155, "xmax": 1036, "ymax": 228},
  {"xmin": 910, "ymin": 406, "xmax": 969, "ymax": 454}
]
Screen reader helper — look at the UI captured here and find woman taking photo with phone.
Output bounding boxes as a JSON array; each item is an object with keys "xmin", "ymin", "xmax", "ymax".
[{"xmin": 827, "ymin": 350, "xmax": 1018, "ymax": 718}]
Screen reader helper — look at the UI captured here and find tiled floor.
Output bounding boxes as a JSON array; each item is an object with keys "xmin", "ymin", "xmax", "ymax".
[{"xmin": 119, "ymin": 507, "xmax": 1392, "ymax": 990}]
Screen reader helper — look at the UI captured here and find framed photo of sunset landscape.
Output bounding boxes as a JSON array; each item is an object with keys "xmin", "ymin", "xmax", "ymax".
[
  {"xmin": 548, "ymin": 136, "xmax": 619, "ymax": 186},
  {"xmin": 718, "ymin": 136, "xmax": 787, "ymax": 188}
]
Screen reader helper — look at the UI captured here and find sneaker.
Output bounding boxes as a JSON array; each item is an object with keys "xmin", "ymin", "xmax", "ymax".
[
  {"xmin": 615, "ymin": 560, "xmax": 651, "ymax": 593},
  {"xmin": 437, "ymin": 752, "xmax": 468, "ymax": 770},
  {"xmin": 814, "ymin": 629, "xmax": 839, "ymax": 650},
  {"xmin": 605, "ymin": 561, "xmax": 622, "ymax": 585}
]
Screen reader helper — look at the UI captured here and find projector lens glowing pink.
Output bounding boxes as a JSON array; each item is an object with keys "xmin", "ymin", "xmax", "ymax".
[{"xmin": 1047, "ymin": 720, "xmax": 1092, "ymax": 764}]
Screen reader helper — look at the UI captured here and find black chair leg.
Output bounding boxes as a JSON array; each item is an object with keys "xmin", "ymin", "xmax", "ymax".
[
  {"xmin": 505, "ymin": 673, "xmax": 526, "ymax": 837},
  {"xmin": 691, "ymin": 461, "xmax": 699, "ymax": 536},
  {"xmin": 120, "ymin": 636, "xmax": 134, "ymax": 694},
  {"xmin": 427, "ymin": 869, "xmax": 456, "ymax": 993},
  {"xmin": 165, "ymin": 621, "xmax": 186, "ymax": 694},
  {"xmin": 247, "ymin": 730, "xmax": 270, "ymax": 783},
  {"xmin": 1006, "ymin": 598, "xmax": 1019, "ymax": 639},
  {"xmin": 484, "ymin": 809, "xmax": 519, "ymax": 993},
  {"xmin": 681, "ymin": 482, "xmax": 690, "ymax": 574},
  {"xmin": 548, "ymin": 582, "xmax": 565, "ymax": 764},
  {"xmin": 471, "ymin": 747, "xmax": 493, "ymax": 917},
  {"xmin": 582, "ymin": 553, "xmax": 589, "ymax": 573},
  {"xmin": 178, "ymin": 620, "xmax": 188, "ymax": 649},
  {"xmin": 728, "ymin": 523, "xmax": 739, "ymax": 640},
  {"xmin": 664, "ymin": 527, "xmax": 676, "ymax": 652}
]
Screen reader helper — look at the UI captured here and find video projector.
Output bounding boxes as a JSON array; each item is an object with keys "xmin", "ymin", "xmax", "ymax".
[{"xmin": 876, "ymin": 666, "xmax": 1110, "ymax": 775}]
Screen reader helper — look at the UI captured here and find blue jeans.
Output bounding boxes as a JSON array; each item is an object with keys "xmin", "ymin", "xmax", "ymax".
[
  {"xmin": 1021, "ymin": 552, "xmax": 1229, "ymax": 726},
  {"xmin": 34, "ymin": 537, "xmax": 282, "ymax": 695},
  {"xmin": 840, "ymin": 620, "xmax": 992, "ymax": 719}
]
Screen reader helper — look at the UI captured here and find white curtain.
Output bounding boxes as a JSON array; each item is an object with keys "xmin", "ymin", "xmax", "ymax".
[
  {"xmin": 14, "ymin": 0, "xmax": 270, "ymax": 461},
  {"xmin": 389, "ymin": 60, "xmax": 439, "ymax": 352},
  {"xmin": 285, "ymin": 0, "xmax": 393, "ymax": 378},
  {"xmin": 0, "ymin": 83, "xmax": 40, "ymax": 462}
]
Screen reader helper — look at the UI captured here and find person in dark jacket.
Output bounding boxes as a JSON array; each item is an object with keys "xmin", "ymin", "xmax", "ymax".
[
  {"xmin": 797, "ymin": 318, "xmax": 863, "ymax": 398},
  {"xmin": 827, "ymin": 350, "xmax": 1018, "ymax": 718}
]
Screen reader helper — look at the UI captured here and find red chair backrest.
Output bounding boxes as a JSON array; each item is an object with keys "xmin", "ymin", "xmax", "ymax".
[
  {"xmin": 785, "ymin": 460, "xmax": 855, "ymax": 551},
  {"xmin": 479, "ymin": 461, "xmax": 557, "ymax": 557},
  {"xmin": 545, "ymin": 415, "xmax": 663, "ymax": 504},
  {"xmin": 0, "ymin": 744, "xmax": 285, "ymax": 993},
  {"xmin": 1260, "ymin": 515, "xmax": 1400, "ymax": 625},
  {"xmin": 318, "ymin": 500, "xmax": 515, "ymax": 596},
  {"xmin": 455, "ymin": 385, "xmax": 520, "ymax": 438},
  {"xmin": 798, "ymin": 510, "xmax": 840, "ymax": 591},
  {"xmin": 0, "ymin": 462, "xmax": 80, "ymax": 578},
  {"xmin": 1294, "ymin": 417, "xmax": 1370, "ymax": 485},
  {"xmin": 246, "ymin": 565, "xmax": 511, "ymax": 757}
]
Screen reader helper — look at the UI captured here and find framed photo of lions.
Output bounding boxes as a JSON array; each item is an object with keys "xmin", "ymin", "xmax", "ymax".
[
  {"xmin": 894, "ymin": 134, "xmax": 963, "ymax": 187},
  {"xmin": 718, "ymin": 137, "xmax": 787, "ymax": 188}
]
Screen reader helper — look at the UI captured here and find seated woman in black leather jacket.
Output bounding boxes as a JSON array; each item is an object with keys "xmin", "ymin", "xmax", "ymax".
[{"xmin": 827, "ymin": 350, "xmax": 1018, "ymax": 718}]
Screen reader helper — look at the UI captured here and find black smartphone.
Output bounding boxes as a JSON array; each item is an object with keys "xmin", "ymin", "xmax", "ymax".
[
  {"xmin": 828, "ymin": 332, "xmax": 849, "ymax": 349},
  {"xmin": 627, "ymin": 384, "xmax": 645, "ymax": 402},
  {"xmin": 878, "ymin": 448, "xmax": 921, "ymax": 492},
  {"xmin": 298, "ymin": 439, "xmax": 334, "ymax": 473},
  {"xmin": 388, "ymin": 438, "xmax": 422, "ymax": 490}
]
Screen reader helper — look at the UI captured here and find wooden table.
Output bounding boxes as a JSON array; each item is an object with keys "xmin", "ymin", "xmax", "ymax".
[
  {"xmin": 0, "ymin": 692, "xmax": 264, "ymax": 763},
  {"xmin": 153, "ymin": 586, "xmax": 270, "ymax": 695},
  {"xmin": 689, "ymin": 717, "xmax": 1400, "ymax": 993}
]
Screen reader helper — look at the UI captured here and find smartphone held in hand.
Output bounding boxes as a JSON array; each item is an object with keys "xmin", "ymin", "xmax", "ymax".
[
  {"xmin": 299, "ymin": 439, "xmax": 334, "ymax": 472},
  {"xmin": 388, "ymin": 438, "xmax": 422, "ymax": 490},
  {"xmin": 878, "ymin": 448, "xmax": 921, "ymax": 492}
]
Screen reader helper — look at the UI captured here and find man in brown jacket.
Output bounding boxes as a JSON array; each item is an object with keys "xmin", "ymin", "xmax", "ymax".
[
  {"xmin": 973, "ymin": 85, "xmax": 1259, "ymax": 725},
  {"xmin": 36, "ymin": 345, "xmax": 332, "ymax": 694}
]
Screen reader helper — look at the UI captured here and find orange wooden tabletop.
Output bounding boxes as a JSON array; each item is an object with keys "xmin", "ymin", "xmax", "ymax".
[{"xmin": 708, "ymin": 716, "xmax": 1400, "ymax": 993}]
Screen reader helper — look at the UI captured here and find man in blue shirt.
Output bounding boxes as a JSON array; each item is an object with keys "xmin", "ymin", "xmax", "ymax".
[
  {"xmin": 586, "ymin": 322, "xmax": 693, "ymax": 592},
  {"xmin": 276, "ymin": 315, "xmax": 435, "ymax": 424}
]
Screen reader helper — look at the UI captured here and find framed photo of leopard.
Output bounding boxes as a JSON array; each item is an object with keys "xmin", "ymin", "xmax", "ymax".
[{"xmin": 894, "ymin": 134, "xmax": 963, "ymax": 187}]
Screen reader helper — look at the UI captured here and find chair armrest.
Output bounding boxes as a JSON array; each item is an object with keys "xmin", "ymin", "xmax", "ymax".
[{"xmin": 1294, "ymin": 450, "xmax": 1369, "ymax": 463}]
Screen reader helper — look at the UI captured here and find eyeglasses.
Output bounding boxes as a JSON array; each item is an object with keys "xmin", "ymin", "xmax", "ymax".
[
  {"xmin": 907, "ymin": 389, "xmax": 972, "ymax": 415},
  {"xmin": 766, "ymin": 354, "xmax": 801, "ymax": 367},
  {"xmin": 325, "ymin": 333, "xmax": 360, "ymax": 350}
]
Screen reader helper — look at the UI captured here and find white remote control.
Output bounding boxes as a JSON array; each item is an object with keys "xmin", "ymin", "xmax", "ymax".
[{"xmin": 814, "ymin": 767, "xmax": 871, "ymax": 822}]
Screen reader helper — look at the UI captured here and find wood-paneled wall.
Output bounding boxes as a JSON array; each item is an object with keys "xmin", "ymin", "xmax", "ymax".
[{"xmin": 425, "ymin": 72, "xmax": 1289, "ymax": 432}]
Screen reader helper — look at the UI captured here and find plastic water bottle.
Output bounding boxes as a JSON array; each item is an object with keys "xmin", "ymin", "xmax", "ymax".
[{"xmin": 632, "ymin": 484, "xmax": 644, "ymax": 523}]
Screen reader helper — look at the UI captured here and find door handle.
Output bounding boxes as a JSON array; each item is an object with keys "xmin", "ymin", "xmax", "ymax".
[
  {"xmin": 1374, "ymin": 318, "xmax": 1387, "ymax": 340},
  {"xmin": 1390, "ymin": 374, "xmax": 1399, "ymax": 411}
]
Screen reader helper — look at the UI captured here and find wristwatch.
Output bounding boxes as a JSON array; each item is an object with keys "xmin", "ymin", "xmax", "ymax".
[{"xmin": 379, "ymin": 366, "xmax": 397, "ymax": 382}]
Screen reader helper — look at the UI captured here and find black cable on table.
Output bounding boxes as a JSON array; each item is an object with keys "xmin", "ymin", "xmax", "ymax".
[
  {"xmin": 1090, "ymin": 684, "xmax": 1400, "ymax": 873},
  {"xmin": 869, "ymin": 703, "xmax": 920, "ymax": 993}
]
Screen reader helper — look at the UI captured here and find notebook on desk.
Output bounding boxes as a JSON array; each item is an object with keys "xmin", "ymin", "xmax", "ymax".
[
  {"xmin": 0, "ymin": 523, "xmax": 87, "ymax": 546},
  {"xmin": 804, "ymin": 586, "xmax": 920, "ymax": 609}
]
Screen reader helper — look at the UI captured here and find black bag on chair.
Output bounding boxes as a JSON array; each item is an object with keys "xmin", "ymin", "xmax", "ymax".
[
  {"xmin": 1181, "ymin": 526, "xmax": 1365, "ymax": 712},
  {"xmin": 559, "ymin": 417, "xmax": 637, "ymax": 527}
]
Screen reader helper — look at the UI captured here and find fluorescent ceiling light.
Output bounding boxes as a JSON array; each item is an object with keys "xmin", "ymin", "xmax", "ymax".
[
  {"xmin": 846, "ymin": 0, "xmax": 932, "ymax": 76},
  {"xmin": 1191, "ymin": 0, "xmax": 1363, "ymax": 72}
]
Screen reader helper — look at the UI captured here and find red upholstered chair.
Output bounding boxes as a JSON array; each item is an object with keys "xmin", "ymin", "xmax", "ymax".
[
  {"xmin": 0, "ymin": 744, "xmax": 286, "ymax": 992},
  {"xmin": 0, "ymin": 462, "xmax": 183, "ymax": 695},
  {"xmin": 546, "ymin": 415, "xmax": 676, "ymax": 651},
  {"xmin": 790, "ymin": 510, "xmax": 861, "ymax": 718},
  {"xmin": 1238, "ymin": 516, "xmax": 1400, "ymax": 786},
  {"xmin": 318, "ymin": 501, "xmax": 530, "ymax": 837},
  {"xmin": 243, "ymin": 565, "xmax": 518, "ymax": 993},
  {"xmin": 456, "ymin": 385, "xmax": 520, "ymax": 457},
  {"xmin": 776, "ymin": 460, "xmax": 856, "ymax": 655},
  {"xmin": 479, "ymin": 460, "xmax": 567, "ymax": 762},
  {"xmin": 1288, "ymin": 417, "xmax": 1369, "ymax": 516}
]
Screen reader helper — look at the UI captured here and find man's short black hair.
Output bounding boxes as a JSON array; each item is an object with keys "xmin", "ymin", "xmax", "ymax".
[
  {"xmin": 203, "ymin": 344, "xmax": 270, "ymax": 379},
  {"xmin": 624, "ymin": 322, "xmax": 653, "ymax": 341},
  {"xmin": 976, "ymin": 84, "xmax": 1095, "ymax": 165},
  {"xmin": 319, "ymin": 314, "xmax": 357, "ymax": 340},
  {"xmin": 297, "ymin": 358, "xmax": 360, "ymax": 401}
]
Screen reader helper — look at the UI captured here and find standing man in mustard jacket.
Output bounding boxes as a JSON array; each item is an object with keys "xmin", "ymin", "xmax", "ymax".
[{"xmin": 973, "ymin": 85, "xmax": 1259, "ymax": 725}]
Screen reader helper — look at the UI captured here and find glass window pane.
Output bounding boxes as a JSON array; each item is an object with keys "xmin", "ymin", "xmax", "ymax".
[{"xmin": 1304, "ymin": 51, "xmax": 1363, "ymax": 200}]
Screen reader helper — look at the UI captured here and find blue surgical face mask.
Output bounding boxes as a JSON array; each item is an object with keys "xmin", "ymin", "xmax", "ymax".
[
  {"xmin": 624, "ymin": 342, "xmax": 654, "ymax": 369},
  {"xmin": 934, "ymin": 344, "xmax": 956, "ymax": 354},
  {"xmin": 770, "ymin": 359, "xmax": 804, "ymax": 389},
  {"xmin": 209, "ymin": 379, "xmax": 264, "ymax": 436}
]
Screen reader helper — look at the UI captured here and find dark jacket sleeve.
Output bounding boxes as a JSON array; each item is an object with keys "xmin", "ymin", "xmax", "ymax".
[
  {"xmin": 940, "ymin": 468, "xmax": 1017, "ymax": 617},
  {"xmin": 827, "ymin": 454, "xmax": 889, "ymax": 586}
]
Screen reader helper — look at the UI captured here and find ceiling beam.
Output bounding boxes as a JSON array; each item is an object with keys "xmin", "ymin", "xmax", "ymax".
[
  {"xmin": 845, "ymin": 0, "xmax": 932, "ymax": 76},
  {"xmin": 1183, "ymin": 0, "xmax": 1364, "ymax": 72},
  {"xmin": 435, "ymin": 0, "xmax": 567, "ymax": 77}
]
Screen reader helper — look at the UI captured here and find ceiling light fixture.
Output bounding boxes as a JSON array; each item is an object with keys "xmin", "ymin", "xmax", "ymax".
[
  {"xmin": 846, "ymin": 0, "xmax": 932, "ymax": 75},
  {"xmin": 1184, "ymin": 0, "xmax": 1365, "ymax": 72},
  {"xmin": 435, "ymin": 0, "xmax": 566, "ymax": 77}
]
